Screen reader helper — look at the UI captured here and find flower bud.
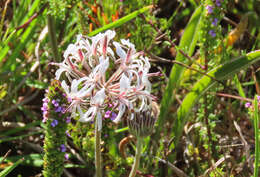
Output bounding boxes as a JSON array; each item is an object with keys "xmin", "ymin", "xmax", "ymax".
[{"xmin": 127, "ymin": 102, "xmax": 158, "ymax": 137}]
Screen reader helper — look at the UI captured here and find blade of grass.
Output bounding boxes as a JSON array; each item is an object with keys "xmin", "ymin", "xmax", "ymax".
[
  {"xmin": 0, "ymin": 0, "xmax": 41, "ymax": 66},
  {"xmin": 0, "ymin": 157, "xmax": 24, "ymax": 177},
  {"xmin": 172, "ymin": 50, "xmax": 260, "ymax": 159},
  {"xmin": 1, "ymin": 18, "xmax": 39, "ymax": 71},
  {"xmin": 88, "ymin": 5, "xmax": 153, "ymax": 37},
  {"xmin": 254, "ymin": 95, "xmax": 259, "ymax": 177},
  {"xmin": 156, "ymin": 5, "xmax": 203, "ymax": 136},
  {"xmin": 234, "ymin": 74, "xmax": 246, "ymax": 98}
]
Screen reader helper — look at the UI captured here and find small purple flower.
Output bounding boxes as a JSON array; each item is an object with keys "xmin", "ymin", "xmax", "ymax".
[
  {"xmin": 212, "ymin": 18, "xmax": 218, "ymax": 26},
  {"xmin": 60, "ymin": 144, "xmax": 66, "ymax": 152},
  {"xmin": 43, "ymin": 97, "xmax": 49, "ymax": 103},
  {"xmin": 51, "ymin": 119, "xmax": 58, "ymax": 127},
  {"xmin": 206, "ymin": 5, "xmax": 214, "ymax": 14},
  {"xmin": 257, "ymin": 95, "xmax": 260, "ymax": 102},
  {"xmin": 66, "ymin": 116, "xmax": 71, "ymax": 123},
  {"xmin": 42, "ymin": 116, "xmax": 48, "ymax": 123},
  {"xmin": 245, "ymin": 102, "xmax": 251, "ymax": 108},
  {"xmin": 215, "ymin": 0, "xmax": 221, "ymax": 7},
  {"xmin": 61, "ymin": 107, "xmax": 67, "ymax": 114},
  {"xmin": 209, "ymin": 30, "xmax": 216, "ymax": 37},
  {"xmin": 55, "ymin": 106, "xmax": 62, "ymax": 113},
  {"xmin": 66, "ymin": 130, "xmax": 71, "ymax": 137},
  {"xmin": 110, "ymin": 112, "xmax": 117, "ymax": 121},
  {"xmin": 104, "ymin": 110, "xmax": 111, "ymax": 118},
  {"xmin": 67, "ymin": 97, "xmax": 72, "ymax": 103},
  {"xmin": 52, "ymin": 100, "xmax": 59, "ymax": 107},
  {"xmin": 64, "ymin": 153, "xmax": 69, "ymax": 160}
]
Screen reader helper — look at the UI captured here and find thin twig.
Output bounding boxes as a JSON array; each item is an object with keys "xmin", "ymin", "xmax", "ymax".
[
  {"xmin": 203, "ymin": 154, "xmax": 231, "ymax": 176},
  {"xmin": 233, "ymin": 121, "xmax": 250, "ymax": 163},
  {"xmin": 156, "ymin": 157, "xmax": 188, "ymax": 177},
  {"xmin": 142, "ymin": 14, "xmax": 204, "ymax": 69},
  {"xmin": 215, "ymin": 92, "xmax": 252, "ymax": 102},
  {"xmin": 0, "ymin": 149, "xmax": 11, "ymax": 164},
  {"xmin": 147, "ymin": 52, "xmax": 226, "ymax": 86},
  {"xmin": 16, "ymin": 4, "xmax": 47, "ymax": 31}
]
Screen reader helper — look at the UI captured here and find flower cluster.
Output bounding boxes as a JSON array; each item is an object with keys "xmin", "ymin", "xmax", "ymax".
[{"xmin": 52, "ymin": 30, "xmax": 158, "ymax": 130}]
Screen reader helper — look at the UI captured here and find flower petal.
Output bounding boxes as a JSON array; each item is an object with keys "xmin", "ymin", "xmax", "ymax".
[{"xmin": 113, "ymin": 103, "xmax": 125, "ymax": 123}]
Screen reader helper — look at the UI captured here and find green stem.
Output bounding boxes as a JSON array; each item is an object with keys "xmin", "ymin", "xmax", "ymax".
[
  {"xmin": 47, "ymin": 15, "xmax": 61, "ymax": 62},
  {"xmin": 95, "ymin": 118, "xmax": 102, "ymax": 177},
  {"xmin": 254, "ymin": 95, "xmax": 259, "ymax": 177},
  {"xmin": 129, "ymin": 137, "xmax": 143, "ymax": 177}
]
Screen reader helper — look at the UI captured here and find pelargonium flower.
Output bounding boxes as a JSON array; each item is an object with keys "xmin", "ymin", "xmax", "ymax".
[{"xmin": 51, "ymin": 30, "xmax": 158, "ymax": 130}]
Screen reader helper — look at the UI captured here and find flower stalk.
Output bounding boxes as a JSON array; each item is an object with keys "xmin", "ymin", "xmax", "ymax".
[
  {"xmin": 95, "ymin": 117, "xmax": 102, "ymax": 177},
  {"xmin": 129, "ymin": 137, "xmax": 143, "ymax": 177}
]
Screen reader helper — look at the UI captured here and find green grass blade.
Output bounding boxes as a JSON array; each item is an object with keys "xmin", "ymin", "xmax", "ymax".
[
  {"xmin": 0, "ymin": 154, "xmax": 42, "ymax": 167},
  {"xmin": 88, "ymin": 5, "xmax": 153, "ymax": 37},
  {"xmin": 234, "ymin": 74, "xmax": 246, "ymax": 98},
  {"xmin": 1, "ymin": 18, "xmax": 39, "ymax": 71},
  {"xmin": 172, "ymin": 50, "xmax": 260, "ymax": 155},
  {"xmin": 0, "ymin": 157, "xmax": 24, "ymax": 177},
  {"xmin": 156, "ymin": 5, "xmax": 203, "ymax": 135},
  {"xmin": 0, "ymin": 0, "xmax": 41, "ymax": 66},
  {"xmin": 254, "ymin": 95, "xmax": 259, "ymax": 177}
]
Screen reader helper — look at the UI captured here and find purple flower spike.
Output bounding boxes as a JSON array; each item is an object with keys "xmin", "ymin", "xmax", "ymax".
[
  {"xmin": 60, "ymin": 144, "xmax": 66, "ymax": 152},
  {"xmin": 51, "ymin": 119, "xmax": 58, "ymax": 127},
  {"xmin": 209, "ymin": 30, "xmax": 216, "ymax": 37},
  {"xmin": 212, "ymin": 18, "xmax": 218, "ymax": 26},
  {"xmin": 245, "ymin": 102, "xmax": 251, "ymax": 108},
  {"xmin": 206, "ymin": 5, "xmax": 214, "ymax": 14}
]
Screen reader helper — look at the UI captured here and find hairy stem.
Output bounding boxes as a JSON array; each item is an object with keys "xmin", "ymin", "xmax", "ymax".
[{"xmin": 129, "ymin": 137, "xmax": 143, "ymax": 177}]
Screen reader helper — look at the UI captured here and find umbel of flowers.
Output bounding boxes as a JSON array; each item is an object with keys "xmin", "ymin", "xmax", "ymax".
[
  {"xmin": 52, "ymin": 30, "xmax": 156, "ymax": 128},
  {"xmin": 42, "ymin": 80, "xmax": 70, "ymax": 177},
  {"xmin": 51, "ymin": 30, "xmax": 157, "ymax": 177}
]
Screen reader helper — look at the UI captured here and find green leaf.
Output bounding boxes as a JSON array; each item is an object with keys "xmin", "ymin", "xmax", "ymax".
[
  {"xmin": 88, "ymin": 5, "xmax": 153, "ymax": 37},
  {"xmin": 156, "ymin": 5, "xmax": 203, "ymax": 135},
  {"xmin": 0, "ymin": 158, "xmax": 24, "ymax": 177},
  {"xmin": 25, "ymin": 79, "xmax": 48, "ymax": 89},
  {"xmin": 172, "ymin": 50, "xmax": 260, "ymax": 156}
]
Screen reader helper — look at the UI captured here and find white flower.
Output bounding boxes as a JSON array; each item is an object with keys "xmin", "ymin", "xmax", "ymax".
[{"xmin": 51, "ymin": 30, "xmax": 157, "ymax": 130}]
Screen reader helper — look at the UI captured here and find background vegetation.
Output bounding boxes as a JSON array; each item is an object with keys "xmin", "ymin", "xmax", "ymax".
[{"xmin": 0, "ymin": 0, "xmax": 260, "ymax": 176}]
